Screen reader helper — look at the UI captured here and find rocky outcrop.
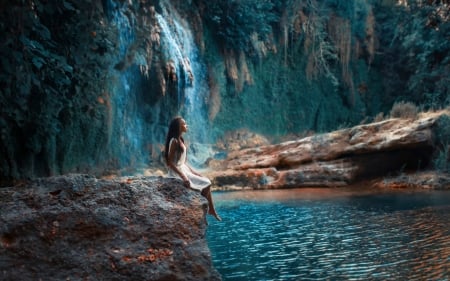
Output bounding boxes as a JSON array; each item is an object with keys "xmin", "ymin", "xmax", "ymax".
[
  {"xmin": 0, "ymin": 174, "xmax": 221, "ymax": 281},
  {"xmin": 207, "ymin": 111, "xmax": 450, "ymax": 190}
]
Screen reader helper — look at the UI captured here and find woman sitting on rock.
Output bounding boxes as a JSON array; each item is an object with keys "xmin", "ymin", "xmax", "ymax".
[{"xmin": 164, "ymin": 117, "xmax": 221, "ymax": 221}]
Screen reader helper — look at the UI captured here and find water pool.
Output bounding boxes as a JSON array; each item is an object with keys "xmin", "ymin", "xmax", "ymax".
[{"xmin": 206, "ymin": 188, "xmax": 450, "ymax": 281}]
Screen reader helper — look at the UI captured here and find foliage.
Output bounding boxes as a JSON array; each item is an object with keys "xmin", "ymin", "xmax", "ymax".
[
  {"xmin": 0, "ymin": 0, "xmax": 124, "ymax": 179},
  {"xmin": 433, "ymin": 114, "xmax": 450, "ymax": 173},
  {"xmin": 281, "ymin": 0, "xmax": 339, "ymax": 82},
  {"xmin": 402, "ymin": 2, "xmax": 450, "ymax": 110},
  {"xmin": 389, "ymin": 101, "xmax": 418, "ymax": 119},
  {"xmin": 302, "ymin": 0, "xmax": 339, "ymax": 86},
  {"xmin": 0, "ymin": 0, "xmax": 168, "ymax": 181},
  {"xmin": 373, "ymin": 112, "xmax": 385, "ymax": 122},
  {"xmin": 200, "ymin": 0, "xmax": 278, "ymax": 52},
  {"xmin": 2, "ymin": 0, "xmax": 449, "ymax": 180},
  {"xmin": 325, "ymin": 0, "xmax": 371, "ymax": 40},
  {"xmin": 277, "ymin": 0, "xmax": 375, "ymax": 106},
  {"xmin": 434, "ymin": 146, "xmax": 449, "ymax": 173},
  {"xmin": 374, "ymin": 1, "xmax": 450, "ymax": 110}
]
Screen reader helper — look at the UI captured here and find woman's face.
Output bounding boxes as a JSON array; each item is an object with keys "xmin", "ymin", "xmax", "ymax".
[{"xmin": 179, "ymin": 119, "xmax": 188, "ymax": 133}]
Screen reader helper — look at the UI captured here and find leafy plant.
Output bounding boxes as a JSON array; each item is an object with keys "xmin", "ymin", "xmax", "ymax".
[
  {"xmin": 389, "ymin": 101, "xmax": 418, "ymax": 119},
  {"xmin": 432, "ymin": 114, "xmax": 450, "ymax": 173},
  {"xmin": 434, "ymin": 146, "xmax": 449, "ymax": 173},
  {"xmin": 374, "ymin": 1, "xmax": 450, "ymax": 110},
  {"xmin": 201, "ymin": 0, "xmax": 278, "ymax": 52},
  {"xmin": 0, "ymin": 0, "xmax": 117, "ymax": 179}
]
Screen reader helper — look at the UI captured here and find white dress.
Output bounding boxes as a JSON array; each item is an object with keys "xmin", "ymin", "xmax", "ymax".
[{"xmin": 167, "ymin": 138, "xmax": 211, "ymax": 191}]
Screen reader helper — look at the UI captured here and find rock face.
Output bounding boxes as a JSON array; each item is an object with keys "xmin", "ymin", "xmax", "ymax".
[
  {"xmin": 208, "ymin": 112, "xmax": 449, "ymax": 190},
  {"xmin": 0, "ymin": 174, "xmax": 221, "ymax": 281}
]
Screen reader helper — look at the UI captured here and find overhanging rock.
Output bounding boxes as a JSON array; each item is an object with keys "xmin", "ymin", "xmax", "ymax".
[{"xmin": 208, "ymin": 112, "xmax": 449, "ymax": 189}]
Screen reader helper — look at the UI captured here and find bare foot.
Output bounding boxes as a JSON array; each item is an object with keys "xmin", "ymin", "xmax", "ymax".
[{"xmin": 209, "ymin": 211, "xmax": 222, "ymax": 221}]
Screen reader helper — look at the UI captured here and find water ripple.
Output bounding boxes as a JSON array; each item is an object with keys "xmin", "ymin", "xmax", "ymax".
[{"xmin": 207, "ymin": 189, "xmax": 450, "ymax": 281}]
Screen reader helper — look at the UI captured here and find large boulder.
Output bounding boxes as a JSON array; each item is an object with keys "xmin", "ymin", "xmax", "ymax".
[
  {"xmin": 0, "ymin": 174, "xmax": 221, "ymax": 281},
  {"xmin": 207, "ymin": 111, "xmax": 450, "ymax": 190}
]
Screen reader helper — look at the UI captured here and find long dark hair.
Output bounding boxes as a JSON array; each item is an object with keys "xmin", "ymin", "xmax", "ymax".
[{"xmin": 164, "ymin": 117, "xmax": 184, "ymax": 163}]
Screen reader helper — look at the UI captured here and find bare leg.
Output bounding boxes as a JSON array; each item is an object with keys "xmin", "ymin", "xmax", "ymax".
[{"xmin": 201, "ymin": 186, "xmax": 221, "ymax": 221}]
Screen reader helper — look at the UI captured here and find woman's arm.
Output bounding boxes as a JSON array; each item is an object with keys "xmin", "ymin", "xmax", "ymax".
[{"xmin": 167, "ymin": 139, "xmax": 190, "ymax": 187}]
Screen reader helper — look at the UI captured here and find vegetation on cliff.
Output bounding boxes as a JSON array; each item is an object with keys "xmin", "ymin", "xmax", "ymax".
[
  {"xmin": 196, "ymin": 0, "xmax": 449, "ymax": 135},
  {"xmin": 1, "ymin": 1, "xmax": 122, "ymax": 180},
  {"xmin": 0, "ymin": 0, "xmax": 448, "ymax": 182},
  {"xmin": 0, "ymin": 0, "xmax": 168, "ymax": 182}
]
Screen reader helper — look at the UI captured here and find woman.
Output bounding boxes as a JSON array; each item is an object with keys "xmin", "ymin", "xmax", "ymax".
[{"xmin": 164, "ymin": 117, "xmax": 221, "ymax": 221}]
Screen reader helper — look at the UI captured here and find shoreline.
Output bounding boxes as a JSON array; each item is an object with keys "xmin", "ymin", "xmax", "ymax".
[
  {"xmin": 210, "ymin": 170, "xmax": 450, "ymax": 193},
  {"xmin": 212, "ymin": 182, "xmax": 450, "ymax": 202}
]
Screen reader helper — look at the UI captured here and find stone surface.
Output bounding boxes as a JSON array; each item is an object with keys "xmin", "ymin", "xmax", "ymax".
[
  {"xmin": 373, "ymin": 171, "xmax": 450, "ymax": 190},
  {"xmin": 0, "ymin": 174, "xmax": 221, "ymax": 281},
  {"xmin": 207, "ymin": 112, "xmax": 449, "ymax": 190}
]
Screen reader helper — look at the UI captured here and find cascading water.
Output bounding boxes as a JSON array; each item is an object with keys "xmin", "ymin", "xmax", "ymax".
[
  {"xmin": 104, "ymin": 0, "xmax": 213, "ymax": 170},
  {"xmin": 156, "ymin": 1, "xmax": 213, "ymax": 167}
]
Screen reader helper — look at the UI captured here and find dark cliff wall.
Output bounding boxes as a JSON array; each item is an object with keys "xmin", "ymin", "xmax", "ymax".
[
  {"xmin": 192, "ymin": 0, "xmax": 449, "ymax": 137},
  {"xmin": 0, "ymin": 0, "xmax": 180, "ymax": 183},
  {"xmin": 1, "ymin": 0, "xmax": 448, "ymax": 182}
]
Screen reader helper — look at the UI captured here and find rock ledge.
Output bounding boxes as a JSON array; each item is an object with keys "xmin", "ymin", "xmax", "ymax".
[
  {"xmin": 0, "ymin": 174, "xmax": 221, "ymax": 281},
  {"xmin": 207, "ymin": 111, "xmax": 450, "ymax": 190}
]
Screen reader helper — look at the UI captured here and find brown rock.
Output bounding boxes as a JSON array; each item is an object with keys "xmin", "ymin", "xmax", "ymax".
[
  {"xmin": 0, "ymin": 174, "xmax": 221, "ymax": 281},
  {"xmin": 208, "ymin": 112, "xmax": 449, "ymax": 190}
]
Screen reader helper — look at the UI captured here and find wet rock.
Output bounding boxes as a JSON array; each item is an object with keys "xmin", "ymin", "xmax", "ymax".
[
  {"xmin": 0, "ymin": 174, "xmax": 221, "ymax": 281},
  {"xmin": 373, "ymin": 171, "xmax": 450, "ymax": 190},
  {"xmin": 208, "ymin": 111, "xmax": 449, "ymax": 190}
]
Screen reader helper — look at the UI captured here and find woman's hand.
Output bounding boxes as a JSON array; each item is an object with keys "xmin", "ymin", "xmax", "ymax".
[{"xmin": 182, "ymin": 176, "xmax": 190, "ymax": 188}]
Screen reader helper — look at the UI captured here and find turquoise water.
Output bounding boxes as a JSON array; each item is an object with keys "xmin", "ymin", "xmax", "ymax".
[{"xmin": 206, "ymin": 188, "xmax": 450, "ymax": 281}]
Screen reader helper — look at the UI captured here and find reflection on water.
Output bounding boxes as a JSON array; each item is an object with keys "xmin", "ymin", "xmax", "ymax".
[{"xmin": 206, "ymin": 188, "xmax": 450, "ymax": 281}]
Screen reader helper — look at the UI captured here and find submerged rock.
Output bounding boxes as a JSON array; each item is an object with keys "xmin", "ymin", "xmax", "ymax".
[
  {"xmin": 0, "ymin": 174, "xmax": 221, "ymax": 281},
  {"xmin": 208, "ymin": 111, "xmax": 450, "ymax": 190}
]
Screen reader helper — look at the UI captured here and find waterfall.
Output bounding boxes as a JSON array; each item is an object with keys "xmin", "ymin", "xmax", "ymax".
[
  {"xmin": 104, "ymin": 0, "xmax": 213, "ymax": 170},
  {"xmin": 156, "ymin": 1, "xmax": 212, "ymax": 167}
]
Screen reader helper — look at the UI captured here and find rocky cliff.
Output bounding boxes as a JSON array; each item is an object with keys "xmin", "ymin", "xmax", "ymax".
[
  {"xmin": 207, "ymin": 111, "xmax": 450, "ymax": 190},
  {"xmin": 1, "ymin": 1, "xmax": 448, "ymax": 183},
  {"xmin": 0, "ymin": 174, "xmax": 221, "ymax": 281}
]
